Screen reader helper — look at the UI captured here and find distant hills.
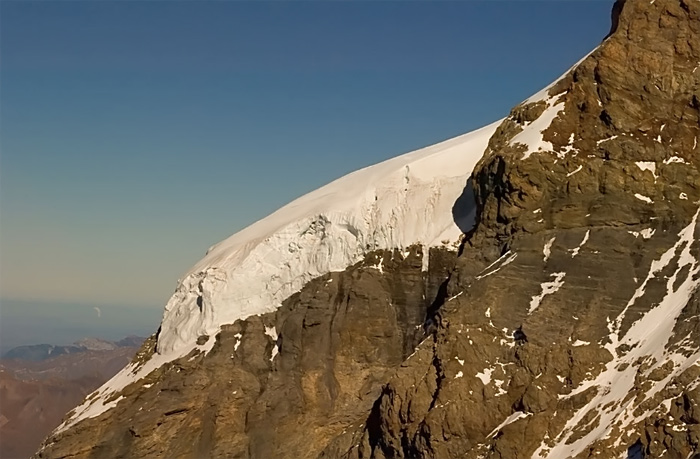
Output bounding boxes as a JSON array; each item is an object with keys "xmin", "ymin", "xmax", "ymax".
[
  {"xmin": 0, "ymin": 336, "xmax": 145, "ymax": 459},
  {"xmin": 2, "ymin": 336, "xmax": 145, "ymax": 362}
]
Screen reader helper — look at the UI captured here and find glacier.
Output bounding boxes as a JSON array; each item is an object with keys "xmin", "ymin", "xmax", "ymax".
[
  {"xmin": 157, "ymin": 120, "xmax": 501, "ymax": 356},
  {"xmin": 56, "ymin": 47, "xmax": 597, "ymax": 431}
]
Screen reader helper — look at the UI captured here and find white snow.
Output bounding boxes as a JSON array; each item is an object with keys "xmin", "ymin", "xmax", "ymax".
[
  {"xmin": 512, "ymin": 94, "xmax": 566, "ymax": 160},
  {"xmin": 635, "ymin": 161, "xmax": 657, "ymax": 179},
  {"xmin": 596, "ymin": 135, "xmax": 618, "ymax": 145},
  {"xmin": 494, "ymin": 378, "xmax": 507, "ymax": 396},
  {"xmin": 475, "ymin": 251, "xmax": 518, "ymax": 280},
  {"xmin": 572, "ymin": 340, "xmax": 590, "ymax": 347},
  {"xmin": 54, "ymin": 47, "xmax": 608, "ymax": 433},
  {"xmin": 512, "ymin": 48, "xmax": 599, "ymax": 161},
  {"xmin": 447, "ymin": 291, "xmax": 463, "ymax": 302},
  {"xmin": 533, "ymin": 208, "xmax": 700, "ymax": 459},
  {"xmin": 55, "ymin": 335, "xmax": 217, "ymax": 433},
  {"xmin": 370, "ymin": 255, "xmax": 385, "ymax": 274},
  {"xmin": 521, "ymin": 48, "xmax": 596, "ymax": 106},
  {"xmin": 663, "ymin": 156, "xmax": 687, "ymax": 164},
  {"xmin": 629, "ymin": 228, "xmax": 655, "ymax": 239},
  {"xmin": 54, "ymin": 116, "xmax": 505, "ymax": 433},
  {"xmin": 543, "ymin": 237, "xmax": 556, "ymax": 263},
  {"xmin": 487, "ymin": 411, "xmax": 531, "ymax": 438},
  {"xmin": 566, "ymin": 165, "xmax": 583, "ymax": 177},
  {"xmin": 569, "ymin": 230, "xmax": 590, "ymax": 258},
  {"xmin": 265, "ymin": 326, "xmax": 279, "ymax": 361},
  {"xmin": 153, "ymin": 120, "xmax": 501, "ymax": 359},
  {"xmin": 559, "ymin": 133, "xmax": 577, "ymax": 157},
  {"xmin": 264, "ymin": 326, "xmax": 277, "ymax": 341},
  {"xmin": 421, "ymin": 244, "xmax": 430, "ymax": 272},
  {"xmin": 528, "ymin": 272, "xmax": 566, "ymax": 314},
  {"xmin": 455, "ymin": 371, "xmax": 464, "ymax": 379},
  {"xmin": 476, "ymin": 367, "xmax": 494, "ymax": 385},
  {"xmin": 634, "ymin": 193, "xmax": 653, "ymax": 203}
]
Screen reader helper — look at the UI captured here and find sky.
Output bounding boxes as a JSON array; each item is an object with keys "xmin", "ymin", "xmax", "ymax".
[{"xmin": 0, "ymin": 0, "xmax": 612, "ymax": 346}]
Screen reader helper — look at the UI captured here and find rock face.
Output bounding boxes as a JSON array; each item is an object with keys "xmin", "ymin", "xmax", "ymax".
[{"xmin": 34, "ymin": 1, "xmax": 700, "ymax": 458}]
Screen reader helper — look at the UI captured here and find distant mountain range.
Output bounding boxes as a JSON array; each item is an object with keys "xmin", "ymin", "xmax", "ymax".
[
  {"xmin": 0, "ymin": 336, "xmax": 146, "ymax": 459},
  {"xmin": 1, "ymin": 336, "xmax": 145, "ymax": 362}
]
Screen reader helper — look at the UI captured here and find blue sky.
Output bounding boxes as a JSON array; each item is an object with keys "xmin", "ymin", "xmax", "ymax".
[{"xmin": 1, "ymin": 0, "xmax": 612, "ymax": 327}]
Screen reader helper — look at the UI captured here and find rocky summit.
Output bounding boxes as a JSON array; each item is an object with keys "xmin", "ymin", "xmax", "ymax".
[{"xmin": 34, "ymin": 1, "xmax": 700, "ymax": 458}]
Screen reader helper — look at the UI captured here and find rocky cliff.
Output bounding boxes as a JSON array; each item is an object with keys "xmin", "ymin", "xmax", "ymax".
[{"xmin": 34, "ymin": 0, "xmax": 700, "ymax": 458}]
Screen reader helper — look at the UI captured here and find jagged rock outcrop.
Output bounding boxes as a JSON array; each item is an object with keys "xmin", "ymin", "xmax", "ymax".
[{"xmin": 34, "ymin": 1, "xmax": 700, "ymax": 458}]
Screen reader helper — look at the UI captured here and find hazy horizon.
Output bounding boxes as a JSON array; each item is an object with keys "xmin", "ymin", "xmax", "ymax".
[{"xmin": 0, "ymin": 298, "xmax": 162, "ymax": 355}]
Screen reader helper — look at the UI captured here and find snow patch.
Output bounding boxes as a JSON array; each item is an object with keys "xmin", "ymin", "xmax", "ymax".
[
  {"xmin": 370, "ymin": 256, "xmax": 385, "ymax": 273},
  {"xmin": 664, "ymin": 156, "xmax": 687, "ymax": 164},
  {"xmin": 635, "ymin": 161, "xmax": 657, "ymax": 179},
  {"xmin": 629, "ymin": 228, "xmax": 655, "ymax": 239},
  {"xmin": 533, "ymin": 209, "xmax": 700, "ymax": 459},
  {"xmin": 447, "ymin": 291, "xmax": 463, "ymax": 302},
  {"xmin": 566, "ymin": 165, "xmax": 583, "ymax": 177},
  {"xmin": 528, "ymin": 272, "xmax": 566, "ymax": 314},
  {"xmin": 265, "ymin": 326, "xmax": 279, "ymax": 361},
  {"xmin": 596, "ymin": 135, "xmax": 618, "ymax": 145},
  {"xmin": 488, "ymin": 412, "xmax": 531, "ymax": 438},
  {"xmin": 476, "ymin": 251, "xmax": 518, "ymax": 280},
  {"xmin": 55, "ymin": 336, "xmax": 216, "ymax": 434},
  {"xmin": 476, "ymin": 367, "xmax": 494, "ymax": 385},
  {"xmin": 513, "ymin": 93, "xmax": 567, "ymax": 160},
  {"xmin": 634, "ymin": 193, "xmax": 653, "ymax": 204},
  {"xmin": 543, "ymin": 237, "xmax": 556, "ymax": 263},
  {"xmin": 569, "ymin": 230, "xmax": 590, "ymax": 258}
]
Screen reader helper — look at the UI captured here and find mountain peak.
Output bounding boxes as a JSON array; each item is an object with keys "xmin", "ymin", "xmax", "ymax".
[
  {"xmin": 35, "ymin": 2, "xmax": 700, "ymax": 459},
  {"xmin": 471, "ymin": 0, "xmax": 699, "ymax": 244}
]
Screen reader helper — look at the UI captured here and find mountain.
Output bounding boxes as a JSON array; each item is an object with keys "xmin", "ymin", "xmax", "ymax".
[
  {"xmin": 33, "ymin": 0, "xmax": 700, "ymax": 458},
  {"xmin": 0, "ymin": 340, "xmax": 144, "ymax": 459},
  {"xmin": 2, "ymin": 337, "xmax": 145, "ymax": 362},
  {"xmin": 2, "ymin": 345, "xmax": 85, "ymax": 363}
]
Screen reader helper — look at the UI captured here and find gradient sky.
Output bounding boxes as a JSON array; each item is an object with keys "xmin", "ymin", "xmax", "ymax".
[{"xmin": 1, "ymin": 1, "xmax": 612, "ymax": 315}]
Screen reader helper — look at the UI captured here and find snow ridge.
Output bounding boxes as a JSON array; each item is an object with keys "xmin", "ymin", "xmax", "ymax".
[
  {"xmin": 156, "ymin": 121, "xmax": 500, "ymax": 357},
  {"xmin": 55, "ymin": 119, "xmax": 500, "ymax": 433}
]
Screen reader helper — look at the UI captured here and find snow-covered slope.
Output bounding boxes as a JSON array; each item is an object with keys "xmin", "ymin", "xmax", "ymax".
[
  {"xmin": 54, "ymin": 46, "xmax": 595, "ymax": 434},
  {"xmin": 157, "ymin": 120, "xmax": 500, "ymax": 356},
  {"xmin": 53, "ymin": 119, "xmax": 500, "ymax": 433},
  {"xmin": 53, "ymin": 118, "xmax": 510, "ymax": 434},
  {"xmin": 157, "ymin": 46, "xmax": 594, "ymax": 357}
]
